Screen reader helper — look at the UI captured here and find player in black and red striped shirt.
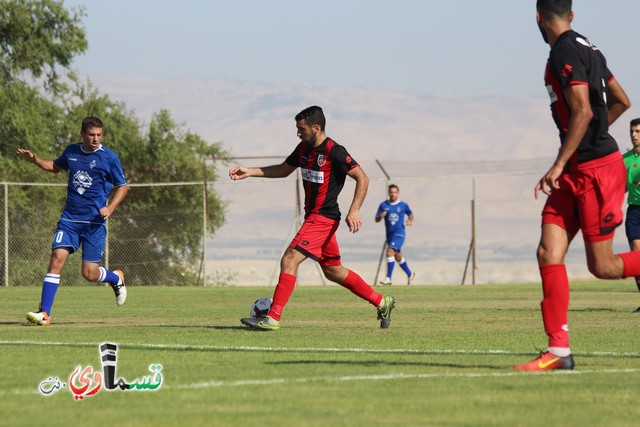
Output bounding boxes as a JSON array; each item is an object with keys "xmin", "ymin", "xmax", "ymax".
[
  {"xmin": 515, "ymin": 0, "xmax": 640, "ymax": 371},
  {"xmin": 230, "ymin": 106, "xmax": 395, "ymax": 331}
]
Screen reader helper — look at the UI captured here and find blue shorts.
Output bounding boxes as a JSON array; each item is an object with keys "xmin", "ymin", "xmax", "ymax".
[
  {"xmin": 52, "ymin": 220, "xmax": 106, "ymax": 262},
  {"xmin": 386, "ymin": 231, "xmax": 406, "ymax": 252},
  {"xmin": 625, "ymin": 205, "xmax": 640, "ymax": 243}
]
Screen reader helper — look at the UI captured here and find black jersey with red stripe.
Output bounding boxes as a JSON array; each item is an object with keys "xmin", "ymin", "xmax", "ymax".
[
  {"xmin": 544, "ymin": 30, "xmax": 618, "ymax": 166},
  {"xmin": 285, "ymin": 137, "xmax": 359, "ymax": 220}
]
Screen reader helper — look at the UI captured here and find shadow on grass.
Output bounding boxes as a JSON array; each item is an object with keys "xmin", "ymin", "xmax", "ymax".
[{"xmin": 267, "ymin": 359, "xmax": 502, "ymax": 369}]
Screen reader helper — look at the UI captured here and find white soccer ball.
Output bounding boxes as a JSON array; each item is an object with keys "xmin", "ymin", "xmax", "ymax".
[{"xmin": 250, "ymin": 297, "xmax": 272, "ymax": 318}]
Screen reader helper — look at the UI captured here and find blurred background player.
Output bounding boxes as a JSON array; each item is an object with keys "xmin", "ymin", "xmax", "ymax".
[
  {"xmin": 229, "ymin": 106, "xmax": 395, "ymax": 331},
  {"xmin": 375, "ymin": 184, "xmax": 415, "ymax": 285},
  {"xmin": 623, "ymin": 117, "xmax": 640, "ymax": 311},
  {"xmin": 16, "ymin": 116, "xmax": 129, "ymax": 326},
  {"xmin": 515, "ymin": 0, "xmax": 640, "ymax": 371}
]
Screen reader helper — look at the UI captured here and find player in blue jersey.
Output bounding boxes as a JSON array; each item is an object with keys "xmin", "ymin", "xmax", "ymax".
[
  {"xmin": 16, "ymin": 116, "xmax": 129, "ymax": 326},
  {"xmin": 375, "ymin": 184, "xmax": 415, "ymax": 285}
]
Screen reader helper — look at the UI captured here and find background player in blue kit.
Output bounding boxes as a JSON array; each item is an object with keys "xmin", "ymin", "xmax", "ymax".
[
  {"xmin": 376, "ymin": 184, "xmax": 415, "ymax": 285},
  {"xmin": 16, "ymin": 116, "xmax": 129, "ymax": 326}
]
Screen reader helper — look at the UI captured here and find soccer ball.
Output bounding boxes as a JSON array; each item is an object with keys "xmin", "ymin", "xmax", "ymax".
[{"xmin": 250, "ymin": 297, "xmax": 272, "ymax": 318}]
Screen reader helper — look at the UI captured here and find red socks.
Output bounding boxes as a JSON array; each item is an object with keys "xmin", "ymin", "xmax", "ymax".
[
  {"xmin": 268, "ymin": 273, "xmax": 297, "ymax": 321},
  {"xmin": 618, "ymin": 251, "xmax": 640, "ymax": 278},
  {"xmin": 268, "ymin": 269, "xmax": 384, "ymax": 321},
  {"xmin": 341, "ymin": 270, "xmax": 383, "ymax": 307},
  {"xmin": 539, "ymin": 264, "xmax": 570, "ymax": 348}
]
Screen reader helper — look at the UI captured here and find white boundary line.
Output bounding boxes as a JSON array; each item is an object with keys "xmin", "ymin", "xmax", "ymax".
[
  {"xmin": 6, "ymin": 369, "xmax": 640, "ymax": 396},
  {"xmin": 2, "ymin": 340, "xmax": 639, "ymax": 396},
  {"xmin": 1, "ymin": 340, "xmax": 639, "ymax": 357},
  {"xmin": 170, "ymin": 368, "xmax": 640, "ymax": 391}
]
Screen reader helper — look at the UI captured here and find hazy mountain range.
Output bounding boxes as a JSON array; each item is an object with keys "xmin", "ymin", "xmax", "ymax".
[{"xmin": 89, "ymin": 76, "xmax": 634, "ymax": 285}]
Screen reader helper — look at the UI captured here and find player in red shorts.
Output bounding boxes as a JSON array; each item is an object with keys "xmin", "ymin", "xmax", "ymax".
[
  {"xmin": 515, "ymin": 0, "xmax": 640, "ymax": 371},
  {"xmin": 229, "ymin": 106, "xmax": 395, "ymax": 331}
]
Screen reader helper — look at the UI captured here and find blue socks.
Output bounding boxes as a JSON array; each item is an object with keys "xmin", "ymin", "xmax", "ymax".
[
  {"xmin": 399, "ymin": 258, "xmax": 412, "ymax": 276},
  {"xmin": 386, "ymin": 257, "xmax": 395, "ymax": 279},
  {"xmin": 40, "ymin": 274, "xmax": 60, "ymax": 314},
  {"xmin": 98, "ymin": 266, "xmax": 120, "ymax": 285}
]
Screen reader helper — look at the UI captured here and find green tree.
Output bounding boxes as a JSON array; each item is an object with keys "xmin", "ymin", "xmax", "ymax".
[
  {"xmin": 0, "ymin": 1, "xmax": 229, "ymax": 286},
  {"xmin": 0, "ymin": 0, "xmax": 87, "ymax": 92}
]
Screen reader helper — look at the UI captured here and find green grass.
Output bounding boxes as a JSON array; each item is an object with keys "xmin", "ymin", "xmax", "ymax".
[{"xmin": 1, "ymin": 282, "xmax": 639, "ymax": 427}]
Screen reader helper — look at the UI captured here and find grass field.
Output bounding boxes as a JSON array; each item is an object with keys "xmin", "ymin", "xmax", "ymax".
[{"xmin": 1, "ymin": 281, "xmax": 639, "ymax": 427}]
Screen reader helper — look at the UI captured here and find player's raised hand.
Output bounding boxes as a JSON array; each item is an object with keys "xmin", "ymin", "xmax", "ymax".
[{"xmin": 16, "ymin": 148, "xmax": 37, "ymax": 163}]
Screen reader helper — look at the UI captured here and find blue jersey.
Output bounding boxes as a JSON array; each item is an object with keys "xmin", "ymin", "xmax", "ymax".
[
  {"xmin": 54, "ymin": 143, "xmax": 127, "ymax": 224},
  {"xmin": 376, "ymin": 200, "xmax": 412, "ymax": 234}
]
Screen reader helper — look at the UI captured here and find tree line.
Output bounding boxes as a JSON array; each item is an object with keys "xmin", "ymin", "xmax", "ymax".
[{"xmin": 0, "ymin": 0, "xmax": 228, "ymax": 285}]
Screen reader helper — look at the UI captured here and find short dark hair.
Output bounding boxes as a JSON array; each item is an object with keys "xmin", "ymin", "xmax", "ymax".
[
  {"xmin": 388, "ymin": 184, "xmax": 399, "ymax": 191},
  {"xmin": 536, "ymin": 0, "xmax": 572, "ymax": 19},
  {"xmin": 81, "ymin": 116, "xmax": 104, "ymax": 133},
  {"xmin": 631, "ymin": 118, "xmax": 640, "ymax": 128},
  {"xmin": 295, "ymin": 106, "xmax": 326, "ymax": 131}
]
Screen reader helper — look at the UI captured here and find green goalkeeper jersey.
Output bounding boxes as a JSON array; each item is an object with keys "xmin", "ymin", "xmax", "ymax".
[{"xmin": 623, "ymin": 149, "xmax": 640, "ymax": 205}]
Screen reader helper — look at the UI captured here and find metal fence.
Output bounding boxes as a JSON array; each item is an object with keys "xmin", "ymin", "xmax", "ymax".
[{"xmin": 1, "ymin": 182, "xmax": 207, "ymax": 287}]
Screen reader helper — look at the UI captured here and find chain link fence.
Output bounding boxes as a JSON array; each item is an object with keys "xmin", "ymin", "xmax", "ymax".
[{"xmin": 1, "ymin": 182, "xmax": 208, "ymax": 287}]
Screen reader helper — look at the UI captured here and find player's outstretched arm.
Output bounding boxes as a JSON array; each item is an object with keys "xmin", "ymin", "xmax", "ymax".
[
  {"xmin": 229, "ymin": 162, "xmax": 296, "ymax": 180},
  {"xmin": 16, "ymin": 149, "xmax": 60, "ymax": 173}
]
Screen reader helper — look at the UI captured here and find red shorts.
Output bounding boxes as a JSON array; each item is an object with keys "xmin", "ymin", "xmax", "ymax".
[
  {"xmin": 290, "ymin": 214, "xmax": 342, "ymax": 267},
  {"xmin": 542, "ymin": 151, "xmax": 625, "ymax": 243}
]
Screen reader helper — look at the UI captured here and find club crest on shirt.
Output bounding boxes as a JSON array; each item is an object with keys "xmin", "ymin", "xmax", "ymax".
[
  {"xmin": 90, "ymin": 160, "xmax": 97, "ymax": 169},
  {"xmin": 389, "ymin": 212, "xmax": 400, "ymax": 226},
  {"xmin": 73, "ymin": 170, "xmax": 93, "ymax": 195},
  {"xmin": 317, "ymin": 155, "xmax": 326, "ymax": 167}
]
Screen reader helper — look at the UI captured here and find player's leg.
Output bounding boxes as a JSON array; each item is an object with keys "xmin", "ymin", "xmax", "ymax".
[
  {"xmin": 515, "ymin": 175, "xmax": 579, "ymax": 370},
  {"xmin": 241, "ymin": 247, "xmax": 306, "ymax": 330},
  {"xmin": 269, "ymin": 247, "xmax": 307, "ymax": 320},
  {"xmin": 624, "ymin": 205, "xmax": 640, "ymax": 293},
  {"xmin": 631, "ymin": 239, "xmax": 640, "ymax": 292},
  {"xmin": 395, "ymin": 245, "xmax": 414, "ymax": 284},
  {"xmin": 580, "ymin": 159, "xmax": 640, "ymax": 281},
  {"xmin": 26, "ymin": 221, "xmax": 79, "ymax": 326},
  {"xmin": 321, "ymin": 231, "xmax": 395, "ymax": 329},
  {"xmin": 241, "ymin": 217, "xmax": 316, "ymax": 330},
  {"xmin": 381, "ymin": 244, "xmax": 395, "ymax": 285},
  {"xmin": 81, "ymin": 224, "xmax": 126, "ymax": 306}
]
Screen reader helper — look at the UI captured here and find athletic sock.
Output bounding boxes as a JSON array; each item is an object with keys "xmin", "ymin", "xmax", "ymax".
[
  {"xmin": 547, "ymin": 346, "xmax": 571, "ymax": 357},
  {"xmin": 399, "ymin": 258, "xmax": 412, "ymax": 276},
  {"xmin": 341, "ymin": 270, "xmax": 383, "ymax": 306},
  {"xmin": 268, "ymin": 273, "xmax": 297, "ymax": 321},
  {"xmin": 539, "ymin": 264, "xmax": 570, "ymax": 348},
  {"xmin": 98, "ymin": 266, "xmax": 121, "ymax": 285},
  {"xmin": 40, "ymin": 273, "xmax": 60, "ymax": 315},
  {"xmin": 618, "ymin": 251, "xmax": 640, "ymax": 278},
  {"xmin": 386, "ymin": 257, "xmax": 395, "ymax": 280}
]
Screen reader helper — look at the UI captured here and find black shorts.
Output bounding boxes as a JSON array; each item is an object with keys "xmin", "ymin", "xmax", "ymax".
[{"xmin": 625, "ymin": 204, "xmax": 640, "ymax": 242}]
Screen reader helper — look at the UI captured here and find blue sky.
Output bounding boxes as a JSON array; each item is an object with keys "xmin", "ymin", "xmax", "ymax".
[{"xmin": 65, "ymin": 0, "xmax": 640, "ymax": 100}]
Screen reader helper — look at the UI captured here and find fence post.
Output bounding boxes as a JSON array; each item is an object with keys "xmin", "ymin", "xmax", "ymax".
[
  {"xmin": 4, "ymin": 183, "xmax": 8, "ymax": 287},
  {"xmin": 202, "ymin": 181, "xmax": 207, "ymax": 287}
]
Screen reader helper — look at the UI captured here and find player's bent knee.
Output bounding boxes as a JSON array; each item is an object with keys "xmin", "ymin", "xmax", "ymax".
[{"xmin": 587, "ymin": 263, "xmax": 623, "ymax": 280}]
